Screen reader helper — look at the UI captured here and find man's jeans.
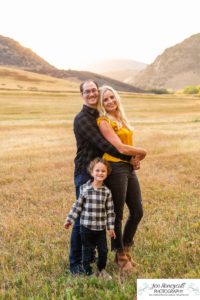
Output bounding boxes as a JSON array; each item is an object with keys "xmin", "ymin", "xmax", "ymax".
[{"xmin": 69, "ymin": 172, "xmax": 91, "ymax": 274}]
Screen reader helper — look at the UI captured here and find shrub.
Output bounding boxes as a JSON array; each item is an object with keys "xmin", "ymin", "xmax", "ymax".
[
  {"xmin": 183, "ymin": 86, "xmax": 199, "ymax": 94},
  {"xmin": 148, "ymin": 88, "xmax": 170, "ymax": 94}
]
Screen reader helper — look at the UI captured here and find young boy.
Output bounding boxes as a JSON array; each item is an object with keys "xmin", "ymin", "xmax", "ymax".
[{"xmin": 64, "ymin": 157, "xmax": 116, "ymax": 278}]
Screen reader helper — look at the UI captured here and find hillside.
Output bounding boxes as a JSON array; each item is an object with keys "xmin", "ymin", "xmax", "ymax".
[
  {"xmin": 133, "ymin": 33, "xmax": 200, "ymax": 90},
  {"xmin": 0, "ymin": 66, "xmax": 79, "ymax": 92},
  {"xmin": 0, "ymin": 35, "xmax": 143, "ymax": 93},
  {"xmin": 86, "ymin": 59, "xmax": 147, "ymax": 84},
  {"xmin": 0, "ymin": 35, "xmax": 56, "ymax": 72}
]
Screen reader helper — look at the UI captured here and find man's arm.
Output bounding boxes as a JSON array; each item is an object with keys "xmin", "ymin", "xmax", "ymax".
[{"xmin": 75, "ymin": 115, "xmax": 131, "ymax": 161}]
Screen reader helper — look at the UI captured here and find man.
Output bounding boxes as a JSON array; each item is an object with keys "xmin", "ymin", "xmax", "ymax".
[{"xmin": 70, "ymin": 80, "xmax": 132, "ymax": 274}]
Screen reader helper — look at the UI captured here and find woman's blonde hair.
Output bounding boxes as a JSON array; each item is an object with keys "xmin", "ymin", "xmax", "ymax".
[{"xmin": 98, "ymin": 85, "xmax": 131, "ymax": 129}]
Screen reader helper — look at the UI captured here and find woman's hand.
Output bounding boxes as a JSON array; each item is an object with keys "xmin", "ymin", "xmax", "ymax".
[{"xmin": 131, "ymin": 156, "xmax": 141, "ymax": 170}]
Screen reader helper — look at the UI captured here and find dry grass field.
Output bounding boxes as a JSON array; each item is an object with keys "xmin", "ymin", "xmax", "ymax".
[{"xmin": 0, "ymin": 90, "xmax": 200, "ymax": 299}]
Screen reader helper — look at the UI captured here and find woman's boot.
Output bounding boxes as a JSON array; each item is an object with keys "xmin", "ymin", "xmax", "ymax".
[
  {"xmin": 115, "ymin": 249, "xmax": 133, "ymax": 272},
  {"xmin": 124, "ymin": 246, "xmax": 138, "ymax": 267}
]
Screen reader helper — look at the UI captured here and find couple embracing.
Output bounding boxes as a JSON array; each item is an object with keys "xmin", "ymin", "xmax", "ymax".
[{"xmin": 64, "ymin": 80, "xmax": 147, "ymax": 278}]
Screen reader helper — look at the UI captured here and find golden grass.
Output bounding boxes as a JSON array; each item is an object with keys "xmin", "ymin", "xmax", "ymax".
[{"xmin": 0, "ymin": 91, "xmax": 200, "ymax": 299}]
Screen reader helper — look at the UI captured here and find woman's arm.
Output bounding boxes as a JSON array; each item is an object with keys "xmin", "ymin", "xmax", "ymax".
[{"xmin": 98, "ymin": 120, "xmax": 147, "ymax": 159}]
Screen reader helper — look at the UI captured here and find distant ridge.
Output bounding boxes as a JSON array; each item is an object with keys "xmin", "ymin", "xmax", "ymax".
[
  {"xmin": 86, "ymin": 59, "xmax": 147, "ymax": 73},
  {"xmin": 0, "ymin": 35, "xmax": 144, "ymax": 93},
  {"xmin": 85, "ymin": 59, "xmax": 147, "ymax": 85},
  {"xmin": 133, "ymin": 33, "xmax": 200, "ymax": 90}
]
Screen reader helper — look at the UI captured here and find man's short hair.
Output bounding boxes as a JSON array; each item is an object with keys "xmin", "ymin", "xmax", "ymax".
[{"xmin": 80, "ymin": 80, "xmax": 99, "ymax": 93}]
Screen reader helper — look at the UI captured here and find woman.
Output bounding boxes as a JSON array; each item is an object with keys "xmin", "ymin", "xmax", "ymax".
[{"xmin": 97, "ymin": 85, "xmax": 147, "ymax": 272}]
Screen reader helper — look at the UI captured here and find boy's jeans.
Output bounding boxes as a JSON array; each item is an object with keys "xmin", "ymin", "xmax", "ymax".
[{"xmin": 80, "ymin": 225, "xmax": 108, "ymax": 275}]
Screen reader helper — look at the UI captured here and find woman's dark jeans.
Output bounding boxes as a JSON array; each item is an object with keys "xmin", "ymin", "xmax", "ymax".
[
  {"xmin": 69, "ymin": 172, "xmax": 91, "ymax": 274},
  {"xmin": 80, "ymin": 225, "xmax": 108, "ymax": 275},
  {"xmin": 105, "ymin": 162, "xmax": 143, "ymax": 251}
]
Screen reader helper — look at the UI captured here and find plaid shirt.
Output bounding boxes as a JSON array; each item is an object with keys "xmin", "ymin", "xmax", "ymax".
[
  {"xmin": 73, "ymin": 105, "xmax": 130, "ymax": 175},
  {"xmin": 66, "ymin": 180, "xmax": 115, "ymax": 231}
]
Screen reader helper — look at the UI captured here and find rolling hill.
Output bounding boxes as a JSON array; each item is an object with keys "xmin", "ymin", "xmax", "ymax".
[
  {"xmin": 0, "ymin": 35, "xmax": 143, "ymax": 93},
  {"xmin": 133, "ymin": 33, "xmax": 200, "ymax": 90},
  {"xmin": 0, "ymin": 66, "xmax": 79, "ymax": 92}
]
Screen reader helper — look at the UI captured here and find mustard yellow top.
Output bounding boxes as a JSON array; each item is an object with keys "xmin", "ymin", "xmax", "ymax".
[{"xmin": 97, "ymin": 116, "xmax": 133, "ymax": 162}]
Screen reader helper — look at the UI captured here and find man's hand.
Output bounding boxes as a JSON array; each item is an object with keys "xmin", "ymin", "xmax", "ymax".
[
  {"xmin": 64, "ymin": 220, "xmax": 72, "ymax": 229},
  {"xmin": 108, "ymin": 229, "xmax": 116, "ymax": 239}
]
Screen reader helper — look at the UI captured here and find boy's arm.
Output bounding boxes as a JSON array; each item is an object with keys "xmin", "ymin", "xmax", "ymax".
[
  {"xmin": 105, "ymin": 191, "xmax": 115, "ymax": 230},
  {"xmin": 65, "ymin": 195, "xmax": 84, "ymax": 225},
  {"xmin": 75, "ymin": 115, "xmax": 131, "ymax": 161}
]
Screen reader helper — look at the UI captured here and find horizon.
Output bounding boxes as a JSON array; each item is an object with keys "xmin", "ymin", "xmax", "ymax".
[{"xmin": 1, "ymin": 0, "xmax": 200, "ymax": 70}]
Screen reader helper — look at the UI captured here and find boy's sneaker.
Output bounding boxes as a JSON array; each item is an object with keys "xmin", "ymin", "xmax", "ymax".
[
  {"xmin": 71, "ymin": 264, "xmax": 84, "ymax": 276},
  {"xmin": 98, "ymin": 269, "xmax": 112, "ymax": 280}
]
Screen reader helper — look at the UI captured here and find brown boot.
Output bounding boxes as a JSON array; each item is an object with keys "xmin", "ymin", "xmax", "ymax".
[
  {"xmin": 115, "ymin": 250, "xmax": 133, "ymax": 272},
  {"xmin": 124, "ymin": 246, "xmax": 138, "ymax": 267}
]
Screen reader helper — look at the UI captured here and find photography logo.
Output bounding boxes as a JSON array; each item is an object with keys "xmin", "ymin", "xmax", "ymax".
[{"xmin": 137, "ymin": 279, "xmax": 200, "ymax": 300}]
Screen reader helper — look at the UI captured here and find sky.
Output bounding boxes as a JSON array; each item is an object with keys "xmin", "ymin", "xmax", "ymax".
[{"xmin": 1, "ymin": 0, "xmax": 200, "ymax": 70}]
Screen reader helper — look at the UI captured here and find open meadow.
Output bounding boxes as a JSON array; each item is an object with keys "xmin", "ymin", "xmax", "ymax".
[{"xmin": 0, "ymin": 90, "xmax": 200, "ymax": 299}]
